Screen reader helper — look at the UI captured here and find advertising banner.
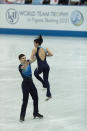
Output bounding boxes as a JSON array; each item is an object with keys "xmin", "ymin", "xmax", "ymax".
[{"xmin": 0, "ymin": 4, "xmax": 87, "ymax": 36}]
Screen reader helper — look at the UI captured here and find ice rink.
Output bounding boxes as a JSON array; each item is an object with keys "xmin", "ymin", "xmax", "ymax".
[{"xmin": 0, "ymin": 35, "xmax": 87, "ymax": 131}]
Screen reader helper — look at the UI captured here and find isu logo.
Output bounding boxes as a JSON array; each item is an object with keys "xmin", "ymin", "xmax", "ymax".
[{"xmin": 6, "ymin": 8, "xmax": 19, "ymax": 24}]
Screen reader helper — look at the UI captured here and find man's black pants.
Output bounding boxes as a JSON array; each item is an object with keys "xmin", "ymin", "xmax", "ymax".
[{"xmin": 20, "ymin": 78, "xmax": 38, "ymax": 119}]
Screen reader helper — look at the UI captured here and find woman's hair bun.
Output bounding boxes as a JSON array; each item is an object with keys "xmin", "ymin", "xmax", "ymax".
[{"xmin": 34, "ymin": 34, "xmax": 43, "ymax": 45}]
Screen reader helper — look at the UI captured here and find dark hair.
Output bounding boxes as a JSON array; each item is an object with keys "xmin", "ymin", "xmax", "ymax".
[
  {"xmin": 18, "ymin": 54, "xmax": 25, "ymax": 60},
  {"xmin": 34, "ymin": 35, "xmax": 43, "ymax": 45}
]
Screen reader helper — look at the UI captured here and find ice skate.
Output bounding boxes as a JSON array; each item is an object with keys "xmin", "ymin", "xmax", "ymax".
[
  {"xmin": 20, "ymin": 116, "xmax": 24, "ymax": 122},
  {"xmin": 33, "ymin": 113, "xmax": 43, "ymax": 119},
  {"xmin": 45, "ymin": 96, "xmax": 52, "ymax": 101}
]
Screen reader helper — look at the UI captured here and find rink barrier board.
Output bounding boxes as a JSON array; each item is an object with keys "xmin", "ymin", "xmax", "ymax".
[
  {"xmin": 0, "ymin": 28, "xmax": 87, "ymax": 37},
  {"xmin": 0, "ymin": 4, "xmax": 87, "ymax": 37}
]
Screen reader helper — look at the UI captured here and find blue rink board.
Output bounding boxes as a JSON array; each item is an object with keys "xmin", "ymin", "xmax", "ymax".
[{"xmin": 0, "ymin": 28, "xmax": 87, "ymax": 37}]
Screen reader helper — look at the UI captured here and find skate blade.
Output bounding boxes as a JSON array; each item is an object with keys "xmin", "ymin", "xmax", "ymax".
[
  {"xmin": 19, "ymin": 119, "xmax": 24, "ymax": 122},
  {"xmin": 45, "ymin": 96, "xmax": 52, "ymax": 101},
  {"xmin": 33, "ymin": 116, "xmax": 43, "ymax": 119}
]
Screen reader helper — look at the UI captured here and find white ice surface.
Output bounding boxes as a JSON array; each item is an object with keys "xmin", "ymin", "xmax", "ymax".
[{"xmin": 0, "ymin": 35, "xmax": 87, "ymax": 131}]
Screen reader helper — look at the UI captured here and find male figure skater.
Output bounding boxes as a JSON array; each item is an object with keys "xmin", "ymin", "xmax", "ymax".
[{"xmin": 18, "ymin": 54, "xmax": 43, "ymax": 122}]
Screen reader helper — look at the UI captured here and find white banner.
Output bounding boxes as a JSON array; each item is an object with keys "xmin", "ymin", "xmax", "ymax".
[{"xmin": 0, "ymin": 4, "xmax": 87, "ymax": 31}]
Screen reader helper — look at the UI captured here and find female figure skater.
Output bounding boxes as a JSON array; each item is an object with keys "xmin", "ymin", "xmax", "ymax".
[{"xmin": 31, "ymin": 35, "xmax": 53, "ymax": 100}]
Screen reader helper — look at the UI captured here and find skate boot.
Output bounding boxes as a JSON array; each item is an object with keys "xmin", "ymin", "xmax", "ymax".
[
  {"xmin": 20, "ymin": 116, "xmax": 24, "ymax": 122},
  {"xmin": 33, "ymin": 113, "xmax": 43, "ymax": 119},
  {"xmin": 45, "ymin": 96, "xmax": 52, "ymax": 101}
]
